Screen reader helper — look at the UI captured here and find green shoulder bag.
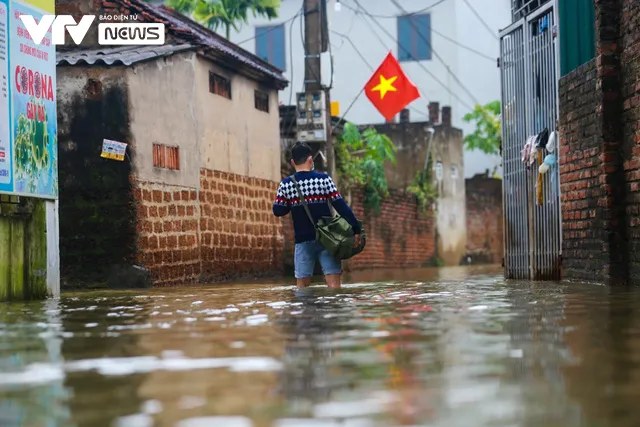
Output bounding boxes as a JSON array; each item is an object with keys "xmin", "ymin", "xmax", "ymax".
[{"xmin": 290, "ymin": 175, "xmax": 366, "ymax": 260}]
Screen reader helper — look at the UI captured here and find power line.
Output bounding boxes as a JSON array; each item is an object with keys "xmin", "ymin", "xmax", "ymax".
[
  {"xmin": 339, "ymin": 0, "xmax": 449, "ymax": 18},
  {"xmin": 340, "ymin": 0, "xmax": 495, "ymax": 63},
  {"xmin": 236, "ymin": 10, "xmax": 301, "ymax": 45},
  {"xmin": 461, "ymin": 0, "xmax": 499, "ymax": 40},
  {"xmin": 388, "ymin": 0, "xmax": 480, "ymax": 105},
  {"xmin": 350, "ymin": 0, "xmax": 474, "ymax": 111},
  {"xmin": 331, "ymin": 29, "xmax": 428, "ymax": 119}
]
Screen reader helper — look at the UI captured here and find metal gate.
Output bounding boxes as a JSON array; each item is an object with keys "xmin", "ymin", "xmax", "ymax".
[{"xmin": 500, "ymin": 1, "xmax": 562, "ymax": 280}]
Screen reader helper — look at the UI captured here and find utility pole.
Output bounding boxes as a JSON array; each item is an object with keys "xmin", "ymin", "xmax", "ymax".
[{"xmin": 302, "ymin": 0, "xmax": 335, "ymax": 177}]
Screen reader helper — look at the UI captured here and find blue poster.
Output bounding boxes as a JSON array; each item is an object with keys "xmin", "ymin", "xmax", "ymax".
[{"xmin": 5, "ymin": 0, "xmax": 57, "ymax": 198}]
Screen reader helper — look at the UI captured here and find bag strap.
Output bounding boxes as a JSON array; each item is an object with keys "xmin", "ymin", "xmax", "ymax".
[{"xmin": 290, "ymin": 175, "xmax": 316, "ymax": 229}]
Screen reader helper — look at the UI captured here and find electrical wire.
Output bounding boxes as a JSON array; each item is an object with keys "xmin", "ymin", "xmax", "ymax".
[
  {"xmin": 235, "ymin": 10, "xmax": 301, "ymax": 45},
  {"xmin": 350, "ymin": 0, "xmax": 474, "ymax": 111},
  {"xmin": 461, "ymin": 0, "xmax": 499, "ymax": 40},
  {"xmin": 331, "ymin": 30, "xmax": 428, "ymax": 119},
  {"xmin": 340, "ymin": 0, "xmax": 449, "ymax": 18},
  {"xmin": 340, "ymin": 0, "xmax": 495, "ymax": 62},
  {"xmin": 387, "ymin": 0, "xmax": 480, "ymax": 105}
]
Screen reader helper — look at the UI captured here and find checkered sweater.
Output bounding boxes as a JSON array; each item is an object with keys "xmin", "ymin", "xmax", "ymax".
[{"xmin": 273, "ymin": 171, "xmax": 361, "ymax": 243}]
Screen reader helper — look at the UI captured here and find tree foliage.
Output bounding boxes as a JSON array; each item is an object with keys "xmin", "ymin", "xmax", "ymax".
[
  {"xmin": 462, "ymin": 100, "xmax": 501, "ymax": 156},
  {"xmin": 165, "ymin": 0, "xmax": 279, "ymax": 39},
  {"xmin": 335, "ymin": 123, "xmax": 396, "ymax": 214}
]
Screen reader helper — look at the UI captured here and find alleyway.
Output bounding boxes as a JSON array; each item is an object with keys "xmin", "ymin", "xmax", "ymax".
[{"xmin": 2, "ymin": 266, "xmax": 640, "ymax": 426}]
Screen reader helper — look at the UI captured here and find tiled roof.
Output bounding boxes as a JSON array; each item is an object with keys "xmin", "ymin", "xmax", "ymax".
[
  {"xmin": 94, "ymin": 0, "xmax": 288, "ymax": 88},
  {"xmin": 57, "ymin": 44, "xmax": 195, "ymax": 66}
]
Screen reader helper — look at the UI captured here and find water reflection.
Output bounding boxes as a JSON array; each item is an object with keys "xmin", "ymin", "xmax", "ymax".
[{"xmin": 2, "ymin": 268, "xmax": 640, "ymax": 426}]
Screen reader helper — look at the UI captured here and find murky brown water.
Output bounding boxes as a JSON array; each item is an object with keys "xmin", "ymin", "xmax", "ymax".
[{"xmin": 2, "ymin": 265, "xmax": 640, "ymax": 426}]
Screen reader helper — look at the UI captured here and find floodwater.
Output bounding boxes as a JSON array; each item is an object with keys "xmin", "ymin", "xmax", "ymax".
[{"xmin": 2, "ymin": 265, "xmax": 640, "ymax": 427}]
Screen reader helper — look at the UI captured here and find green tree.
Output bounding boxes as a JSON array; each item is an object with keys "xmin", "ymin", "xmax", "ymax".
[
  {"xmin": 165, "ymin": 0, "xmax": 280, "ymax": 39},
  {"xmin": 462, "ymin": 100, "xmax": 501, "ymax": 156},
  {"xmin": 335, "ymin": 122, "xmax": 397, "ymax": 214}
]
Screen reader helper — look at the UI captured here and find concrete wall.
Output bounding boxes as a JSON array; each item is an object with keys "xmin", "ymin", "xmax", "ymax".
[
  {"xmin": 227, "ymin": 0, "xmax": 511, "ymax": 178},
  {"xmin": 431, "ymin": 125, "xmax": 466, "ymax": 266},
  {"xmin": 56, "ymin": 66, "xmax": 138, "ymax": 284},
  {"xmin": 194, "ymin": 56, "xmax": 282, "ymax": 182},
  {"xmin": 363, "ymin": 119, "xmax": 466, "ymax": 266}
]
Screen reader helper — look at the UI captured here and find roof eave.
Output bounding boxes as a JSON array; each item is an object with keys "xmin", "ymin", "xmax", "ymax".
[{"xmin": 197, "ymin": 49, "xmax": 288, "ymax": 91}]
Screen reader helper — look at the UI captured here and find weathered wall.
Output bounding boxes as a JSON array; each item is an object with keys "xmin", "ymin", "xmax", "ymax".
[
  {"xmin": 194, "ymin": 56, "xmax": 281, "ymax": 182},
  {"xmin": 346, "ymin": 189, "xmax": 436, "ymax": 270},
  {"xmin": 366, "ymin": 121, "xmax": 434, "ymax": 190},
  {"xmin": 465, "ymin": 175, "xmax": 504, "ymax": 264},
  {"xmin": 431, "ymin": 125, "xmax": 466, "ymax": 266},
  {"xmin": 56, "ymin": 67, "xmax": 137, "ymax": 284},
  {"xmin": 133, "ymin": 182, "xmax": 200, "ymax": 286},
  {"xmin": 558, "ymin": 61, "xmax": 601, "ymax": 281},
  {"xmin": 127, "ymin": 51, "xmax": 200, "ymax": 188},
  {"xmin": 619, "ymin": 0, "xmax": 640, "ymax": 282},
  {"xmin": 557, "ymin": 0, "xmax": 639, "ymax": 285},
  {"xmin": 365, "ymin": 118, "xmax": 466, "ymax": 266},
  {"xmin": 0, "ymin": 199, "xmax": 48, "ymax": 300},
  {"xmin": 199, "ymin": 170, "xmax": 284, "ymax": 281}
]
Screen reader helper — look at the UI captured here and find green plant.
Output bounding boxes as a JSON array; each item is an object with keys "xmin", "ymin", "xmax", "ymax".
[
  {"xmin": 406, "ymin": 157, "xmax": 438, "ymax": 214},
  {"xmin": 165, "ymin": 0, "xmax": 280, "ymax": 39},
  {"xmin": 462, "ymin": 100, "xmax": 501, "ymax": 156},
  {"xmin": 335, "ymin": 122, "xmax": 397, "ymax": 214}
]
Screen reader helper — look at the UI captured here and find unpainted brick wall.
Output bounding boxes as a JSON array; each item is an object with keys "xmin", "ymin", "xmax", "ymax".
[
  {"xmin": 558, "ymin": 60, "xmax": 602, "ymax": 281},
  {"xmin": 620, "ymin": 0, "xmax": 640, "ymax": 280},
  {"xmin": 346, "ymin": 189, "xmax": 436, "ymax": 270},
  {"xmin": 280, "ymin": 187, "xmax": 436, "ymax": 272},
  {"xmin": 134, "ymin": 182, "xmax": 200, "ymax": 286},
  {"xmin": 558, "ymin": 0, "xmax": 640, "ymax": 284},
  {"xmin": 465, "ymin": 176, "xmax": 504, "ymax": 263},
  {"xmin": 199, "ymin": 169, "xmax": 284, "ymax": 281}
]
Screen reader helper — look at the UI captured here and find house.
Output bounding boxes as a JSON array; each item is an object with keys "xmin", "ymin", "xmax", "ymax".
[
  {"xmin": 56, "ymin": 0, "xmax": 288, "ymax": 286},
  {"xmin": 226, "ymin": 0, "xmax": 511, "ymax": 179}
]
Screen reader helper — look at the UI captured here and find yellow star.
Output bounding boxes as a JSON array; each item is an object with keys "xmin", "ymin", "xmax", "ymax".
[{"xmin": 371, "ymin": 74, "xmax": 398, "ymax": 99}]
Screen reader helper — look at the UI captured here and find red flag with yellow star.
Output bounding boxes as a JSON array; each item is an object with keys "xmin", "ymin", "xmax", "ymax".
[{"xmin": 364, "ymin": 52, "xmax": 420, "ymax": 120}]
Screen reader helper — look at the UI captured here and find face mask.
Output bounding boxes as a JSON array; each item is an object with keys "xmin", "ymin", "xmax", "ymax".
[{"xmin": 311, "ymin": 162, "xmax": 315, "ymax": 171}]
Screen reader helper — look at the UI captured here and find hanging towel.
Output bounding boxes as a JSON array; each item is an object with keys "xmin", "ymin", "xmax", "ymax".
[{"xmin": 537, "ymin": 151, "xmax": 543, "ymax": 205}]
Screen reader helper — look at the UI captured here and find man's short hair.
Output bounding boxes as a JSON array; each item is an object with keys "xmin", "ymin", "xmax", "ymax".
[{"xmin": 291, "ymin": 142, "xmax": 313, "ymax": 165}]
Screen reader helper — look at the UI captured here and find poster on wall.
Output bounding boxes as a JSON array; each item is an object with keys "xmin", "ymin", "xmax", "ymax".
[
  {"xmin": 0, "ymin": 0, "xmax": 11, "ymax": 192},
  {"xmin": 0, "ymin": 0, "xmax": 57, "ymax": 198}
]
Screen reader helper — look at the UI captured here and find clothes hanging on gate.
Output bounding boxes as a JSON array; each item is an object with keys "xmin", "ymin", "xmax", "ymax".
[
  {"xmin": 521, "ymin": 135, "xmax": 538, "ymax": 166},
  {"xmin": 536, "ymin": 151, "xmax": 544, "ymax": 205}
]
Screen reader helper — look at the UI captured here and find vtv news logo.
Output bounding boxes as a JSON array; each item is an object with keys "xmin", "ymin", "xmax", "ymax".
[{"xmin": 19, "ymin": 15, "xmax": 165, "ymax": 45}]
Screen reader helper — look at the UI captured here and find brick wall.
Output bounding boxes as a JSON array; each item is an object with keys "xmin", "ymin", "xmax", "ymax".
[
  {"xmin": 199, "ymin": 170, "xmax": 284, "ymax": 281},
  {"xmin": 558, "ymin": 0, "xmax": 639, "ymax": 284},
  {"xmin": 279, "ymin": 187, "xmax": 437, "ymax": 273},
  {"xmin": 465, "ymin": 176, "xmax": 504, "ymax": 264},
  {"xmin": 558, "ymin": 60, "xmax": 603, "ymax": 281},
  {"xmin": 346, "ymin": 189, "xmax": 436, "ymax": 270},
  {"xmin": 620, "ymin": 0, "xmax": 640, "ymax": 280},
  {"xmin": 134, "ymin": 182, "xmax": 200, "ymax": 286}
]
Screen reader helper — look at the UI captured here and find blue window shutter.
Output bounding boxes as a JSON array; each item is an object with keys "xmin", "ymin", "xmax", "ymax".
[
  {"xmin": 397, "ymin": 16, "xmax": 411, "ymax": 61},
  {"xmin": 272, "ymin": 24, "xmax": 286, "ymax": 70},
  {"xmin": 255, "ymin": 27, "xmax": 269, "ymax": 63},
  {"xmin": 415, "ymin": 14, "xmax": 431, "ymax": 60}
]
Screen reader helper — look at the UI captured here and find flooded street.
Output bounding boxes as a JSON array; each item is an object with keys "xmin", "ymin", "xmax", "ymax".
[{"xmin": 2, "ymin": 265, "xmax": 640, "ymax": 426}]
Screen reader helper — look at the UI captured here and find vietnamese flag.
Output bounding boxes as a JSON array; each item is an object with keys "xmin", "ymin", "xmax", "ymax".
[{"xmin": 364, "ymin": 52, "xmax": 420, "ymax": 121}]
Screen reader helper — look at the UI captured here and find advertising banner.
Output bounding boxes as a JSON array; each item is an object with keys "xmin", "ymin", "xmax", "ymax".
[{"xmin": 0, "ymin": 0, "xmax": 57, "ymax": 198}]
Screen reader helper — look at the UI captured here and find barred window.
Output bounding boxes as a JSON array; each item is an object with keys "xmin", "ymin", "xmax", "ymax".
[
  {"xmin": 254, "ymin": 90, "xmax": 269, "ymax": 112},
  {"xmin": 153, "ymin": 143, "xmax": 179, "ymax": 170},
  {"xmin": 209, "ymin": 71, "xmax": 231, "ymax": 99}
]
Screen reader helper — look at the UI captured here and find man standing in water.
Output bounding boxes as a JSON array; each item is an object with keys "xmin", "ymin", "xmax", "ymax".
[{"xmin": 273, "ymin": 142, "xmax": 361, "ymax": 288}]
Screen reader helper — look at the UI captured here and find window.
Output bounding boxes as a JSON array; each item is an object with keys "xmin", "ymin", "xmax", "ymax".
[
  {"xmin": 153, "ymin": 143, "xmax": 179, "ymax": 170},
  {"xmin": 558, "ymin": 0, "xmax": 595, "ymax": 75},
  {"xmin": 255, "ymin": 24, "xmax": 286, "ymax": 70},
  {"xmin": 254, "ymin": 90, "xmax": 269, "ymax": 112},
  {"xmin": 397, "ymin": 14, "xmax": 432, "ymax": 61},
  {"xmin": 209, "ymin": 72, "xmax": 231, "ymax": 99}
]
